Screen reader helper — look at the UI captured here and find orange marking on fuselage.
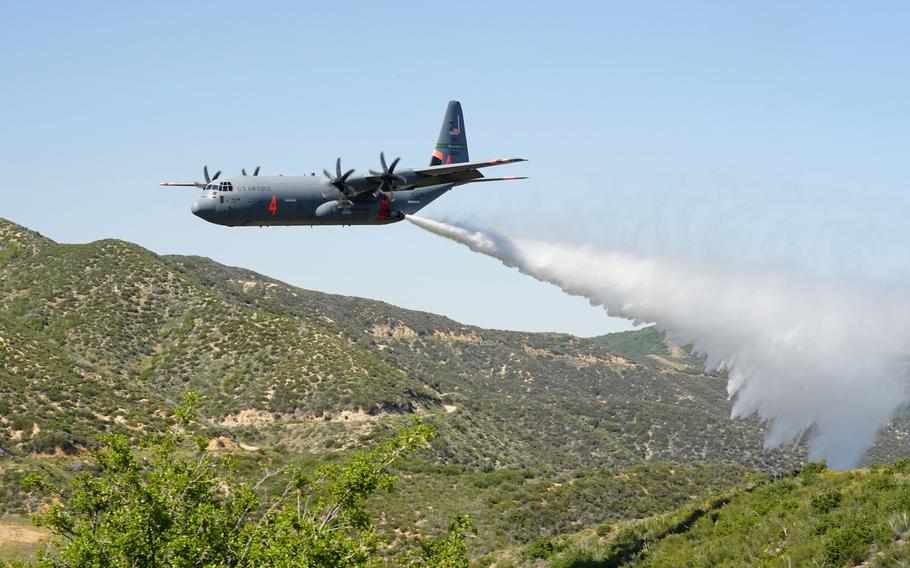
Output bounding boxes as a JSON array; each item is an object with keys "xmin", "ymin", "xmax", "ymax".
[{"xmin": 377, "ymin": 195, "xmax": 391, "ymax": 220}]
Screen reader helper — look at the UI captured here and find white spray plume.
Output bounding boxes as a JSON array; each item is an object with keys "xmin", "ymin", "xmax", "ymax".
[{"xmin": 407, "ymin": 215, "xmax": 910, "ymax": 469}]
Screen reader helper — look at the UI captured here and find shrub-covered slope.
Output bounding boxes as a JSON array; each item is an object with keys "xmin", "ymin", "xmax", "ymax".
[
  {"xmin": 531, "ymin": 461, "xmax": 910, "ymax": 567},
  {"xmin": 162, "ymin": 252, "xmax": 802, "ymax": 471},
  {"xmin": 0, "ymin": 220, "xmax": 437, "ymax": 456},
  {"xmin": 1, "ymin": 217, "xmax": 906, "ymax": 471}
]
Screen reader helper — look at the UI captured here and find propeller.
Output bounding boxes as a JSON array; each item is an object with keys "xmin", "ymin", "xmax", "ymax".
[
  {"xmin": 373, "ymin": 180, "xmax": 394, "ymax": 200},
  {"xmin": 370, "ymin": 152, "xmax": 406, "ymax": 184},
  {"xmin": 162, "ymin": 165, "xmax": 223, "ymax": 189},
  {"xmin": 203, "ymin": 165, "xmax": 221, "ymax": 183},
  {"xmin": 241, "ymin": 166, "xmax": 261, "ymax": 176},
  {"xmin": 323, "ymin": 158, "xmax": 356, "ymax": 196},
  {"xmin": 369, "ymin": 152, "xmax": 406, "ymax": 200}
]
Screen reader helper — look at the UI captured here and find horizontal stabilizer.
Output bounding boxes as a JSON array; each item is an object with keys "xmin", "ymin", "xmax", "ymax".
[
  {"xmin": 415, "ymin": 157, "xmax": 526, "ymax": 178},
  {"xmin": 460, "ymin": 176, "xmax": 528, "ymax": 183}
]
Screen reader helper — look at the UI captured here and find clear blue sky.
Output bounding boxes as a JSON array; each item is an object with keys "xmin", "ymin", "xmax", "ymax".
[{"xmin": 2, "ymin": 1, "xmax": 909, "ymax": 336}]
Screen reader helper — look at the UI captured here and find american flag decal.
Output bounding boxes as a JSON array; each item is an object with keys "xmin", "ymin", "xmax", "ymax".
[{"xmin": 449, "ymin": 116, "xmax": 461, "ymax": 136}]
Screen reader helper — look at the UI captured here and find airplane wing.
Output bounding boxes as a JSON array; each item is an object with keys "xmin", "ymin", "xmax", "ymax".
[
  {"xmin": 457, "ymin": 176, "xmax": 528, "ymax": 184},
  {"xmin": 413, "ymin": 157, "xmax": 526, "ymax": 178},
  {"xmin": 160, "ymin": 182, "xmax": 205, "ymax": 188},
  {"xmin": 365, "ymin": 158, "xmax": 526, "ymax": 189}
]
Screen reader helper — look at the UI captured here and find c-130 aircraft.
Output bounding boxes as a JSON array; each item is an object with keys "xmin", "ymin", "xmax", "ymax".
[{"xmin": 161, "ymin": 101, "xmax": 526, "ymax": 227}]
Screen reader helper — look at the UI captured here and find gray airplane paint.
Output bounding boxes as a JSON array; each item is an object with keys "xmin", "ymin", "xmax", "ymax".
[
  {"xmin": 163, "ymin": 101, "xmax": 526, "ymax": 227},
  {"xmin": 190, "ymin": 179, "xmax": 453, "ymax": 227}
]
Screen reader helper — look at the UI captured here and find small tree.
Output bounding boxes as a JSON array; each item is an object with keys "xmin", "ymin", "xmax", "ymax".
[
  {"xmin": 405, "ymin": 515, "xmax": 475, "ymax": 568},
  {"xmin": 24, "ymin": 393, "xmax": 470, "ymax": 567}
]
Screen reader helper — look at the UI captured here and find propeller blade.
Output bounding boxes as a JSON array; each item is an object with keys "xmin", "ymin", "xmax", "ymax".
[
  {"xmin": 204, "ymin": 165, "xmax": 210, "ymax": 183},
  {"xmin": 253, "ymin": 166, "xmax": 260, "ymax": 176},
  {"xmin": 242, "ymin": 168, "xmax": 247, "ymax": 176},
  {"xmin": 370, "ymin": 152, "xmax": 405, "ymax": 190},
  {"xmin": 324, "ymin": 159, "xmax": 356, "ymax": 196},
  {"xmin": 212, "ymin": 170, "xmax": 221, "ymax": 181},
  {"xmin": 373, "ymin": 182, "xmax": 395, "ymax": 202}
]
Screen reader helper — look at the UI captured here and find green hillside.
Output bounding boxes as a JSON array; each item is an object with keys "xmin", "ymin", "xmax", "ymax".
[
  {"xmin": 0, "ymin": 221, "xmax": 437, "ymax": 454},
  {"xmin": 592, "ymin": 327, "xmax": 704, "ymax": 372},
  {"xmin": 593, "ymin": 327, "xmax": 674, "ymax": 363},
  {"xmin": 2, "ymin": 217, "xmax": 909, "ymax": 564},
  {"xmin": 517, "ymin": 461, "xmax": 910, "ymax": 567},
  {"xmin": 0, "ymin": 217, "xmax": 810, "ymax": 471}
]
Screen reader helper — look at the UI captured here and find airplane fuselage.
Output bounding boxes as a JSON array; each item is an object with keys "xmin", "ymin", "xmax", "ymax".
[{"xmin": 191, "ymin": 175, "xmax": 454, "ymax": 227}]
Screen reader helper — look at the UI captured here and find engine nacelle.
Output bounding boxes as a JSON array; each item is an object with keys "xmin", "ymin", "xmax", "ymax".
[{"xmin": 315, "ymin": 199, "xmax": 353, "ymax": 217}]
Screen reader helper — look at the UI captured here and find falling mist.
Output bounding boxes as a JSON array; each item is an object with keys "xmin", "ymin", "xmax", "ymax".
[{"xmin": 406, "ymin": 215, "xmax": 910, "ymax": 469}]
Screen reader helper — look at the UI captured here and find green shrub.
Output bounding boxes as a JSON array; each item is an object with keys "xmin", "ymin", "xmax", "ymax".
[
  {"xmin": 825, "ymin": 522, "xmax": 875, "ymax": 566},
  {"xmin": 523, "ymin": 537, "xmax": 562, "ymax": 560},
  {"xmin": 812, "ymin": 516, "xmax": 838, "ymax": 536},
  {"xmin": 811, "ymin": 490, "xmax": 843, "ymax": 514},
  {"xmin": 799, "ymin": 461, "xmax": 827, "ymax": 485}
]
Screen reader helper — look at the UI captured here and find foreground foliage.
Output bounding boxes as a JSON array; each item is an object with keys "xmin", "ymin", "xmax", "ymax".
[
  {"xmin": 519, "ymin": 461, "xmax": 910, "ymax": 567},
  {"xmin": 12, "ymin": 395, "xmax": 471, "ymax": 567}
]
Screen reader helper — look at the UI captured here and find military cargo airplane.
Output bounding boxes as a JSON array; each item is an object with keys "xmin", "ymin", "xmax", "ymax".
[{"xmin": 161, "ymin": 101, "xmax": 526, "ymax": 226}]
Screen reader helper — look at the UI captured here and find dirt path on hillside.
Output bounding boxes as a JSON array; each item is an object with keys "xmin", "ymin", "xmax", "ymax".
[{"xmin": 0, "ymin": 523, "xmax": 47, "ymax": 543}]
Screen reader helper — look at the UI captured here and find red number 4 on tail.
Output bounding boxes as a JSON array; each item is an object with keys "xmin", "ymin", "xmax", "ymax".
[{"xmin": 268, "ymin": 195, "xmax": 278, "ymax": 216}]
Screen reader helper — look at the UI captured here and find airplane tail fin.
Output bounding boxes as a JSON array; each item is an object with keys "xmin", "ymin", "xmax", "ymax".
[{"xmin": 430, "ymin": 100, "xmax": 469, "ymax": 166}]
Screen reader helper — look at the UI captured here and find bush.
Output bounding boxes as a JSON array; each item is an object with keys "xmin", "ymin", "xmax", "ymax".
[
  {"xmin": 27, "ymin": 430, "xmax": 79, "ymax": 455},
  {"xmin": 825, "ymin": 522, "xmax": 875, "ymax": 566},
  {"xmin": 799, "ymin": 461, "xmax": 827, "ymax": 485},
  {"xmin": 523, "ymin": 537, "xmax": 561, "ymax": 560},
  {"xmin": 596, "ymin": 522, "xmax": 613, "ymax": 536},
  {"xmin": 811, "ymin": 490, "xmax": 843, "ymax": 514},
  {"xmin": 406, "ymin": 515, "xmax": 475, "ymax": 568}
]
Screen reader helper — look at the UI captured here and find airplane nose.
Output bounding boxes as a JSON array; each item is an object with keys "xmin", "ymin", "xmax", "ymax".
[{"xmin": 191, "ymin": 198, "xmax": 215, "ymax": 220}]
